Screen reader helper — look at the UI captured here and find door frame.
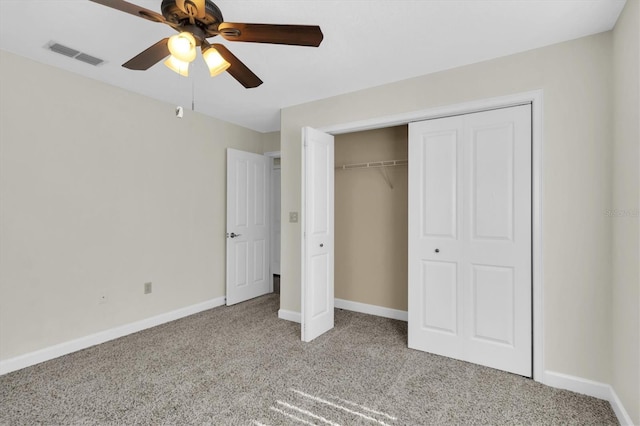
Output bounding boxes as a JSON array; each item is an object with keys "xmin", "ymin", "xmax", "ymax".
[
  {"xmin": 265, "ymin": 151, "xmax": 281, "ymax": 294},
  {"xmin": 302, "ymin": 89, "xmax": 544, "ymax": 382}
]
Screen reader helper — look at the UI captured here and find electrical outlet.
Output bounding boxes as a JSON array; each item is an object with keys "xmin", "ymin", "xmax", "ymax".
[
  {"xmin": 98, "ymin": 294, "xmax": 108, "ymax": 304},
  {"xmin": 144, "ymin": 282, "xmax": 152, "ymax": 294},
  {"xmin": 289, "ymin": 212, "xmax": 298, "ymax": 223}
]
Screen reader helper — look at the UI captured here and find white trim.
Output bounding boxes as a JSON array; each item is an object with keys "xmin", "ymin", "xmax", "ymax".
[
  {"xmin": 266, "ymin": 152, "xmax": 282, "ymax": 294},
  {"xmin": 321, "ymin": 92, "xmax": 536, "ymax": 135},
  {"xmin": 609, "ymin": 386, "xmax": 634, "ymax": 426},
  {"xmin": 544, "ymin": 371, "xmax": 633, "ymax": 425},
  {"xmin": 335, "ymin": 298, "xmax": 408, "ymax": 322},
  {"xmin": 0, "ymin": 297, "xmax": 226, "ymax": 376},
  {"xmin": 530, "ymin": 92, "xmax": 545, "ymax": 383},
  {"xmin": 278, "ymin": 309, "xmax": 301, "ymax": 323},
  {"xmin": 311, "ymin": 89, "xmax": 545, "ymax": 382},
  {"xmin": 269, "ymin": 153, "xmax": 275, "ymax": 294},
  {"xmin": 300, "ymin": 134, "xmax": 307, "ymax": 339},
  {"xmin": 544, "ymin": 370, "xmax": 611, "ymax": 400}
]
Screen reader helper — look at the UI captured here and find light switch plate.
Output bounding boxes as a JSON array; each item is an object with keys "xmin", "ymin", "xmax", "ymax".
[{"xmin": 289, "ymin": 212, "xmax": 298, "ymax": 223}]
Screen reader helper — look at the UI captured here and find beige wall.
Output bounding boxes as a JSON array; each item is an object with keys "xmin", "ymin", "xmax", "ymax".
[
  {"xmin": 335, "ymin": 127, "xmax": 408, "ymax": 311},
  {"xmin": 262, "ymin": 131, "xmax": 281, "ymax": 154},
  {"xmin": 0, "ymin": 51, "xmax": 264, "ymax": 360},
  {"xmin": 281, "ymin": 32, "xmax": 614, "ymax": 385},
  {"xmin": 612, "ymin": 0, "xmax": 640, "ymax": 423}
]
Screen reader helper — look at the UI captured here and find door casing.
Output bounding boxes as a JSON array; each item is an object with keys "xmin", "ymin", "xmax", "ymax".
[
  {"xmin": 301, "ymin": 90, "xmax": 544, "ymax": 382},
  {"xmin": 265, "ymin": 151, "xmax": 281, "ymax": 293}
]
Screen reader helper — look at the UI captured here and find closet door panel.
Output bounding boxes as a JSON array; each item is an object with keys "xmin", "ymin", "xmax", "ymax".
[
  {"xmin": 420, "ymin": 130, "xmax": 458, "ymax": 239},
  {"xmin": 409, "ymin": 105, "xmax": 531, "ymax": 377},
  {"xmin": 408, "ymin": 115, "xmax": 464, "ymax": 359}
]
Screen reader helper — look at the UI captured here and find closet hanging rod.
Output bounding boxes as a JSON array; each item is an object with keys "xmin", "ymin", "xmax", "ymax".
[{"xmin": 335, "ymin": 159, "xmax": 408, "ymax": 170}]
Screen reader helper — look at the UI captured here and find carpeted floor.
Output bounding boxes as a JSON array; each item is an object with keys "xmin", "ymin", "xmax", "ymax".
[{"xmin": 0, "ymin": 294, "xmax": 618, "ymax": 425}]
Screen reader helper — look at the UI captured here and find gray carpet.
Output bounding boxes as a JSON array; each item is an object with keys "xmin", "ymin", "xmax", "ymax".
[{"xmin": 0, "ymin": 294, "xmax": 618, "ymax": 425}]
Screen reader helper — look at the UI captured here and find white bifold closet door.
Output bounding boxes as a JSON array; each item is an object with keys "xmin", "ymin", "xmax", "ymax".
[
  {"xmin": 408, "ymin": 105, "xmax": 532, "ymax": 376},
  {"xmin": 301, "ymin": 127, "xmax": 335, "ymax": 342}
]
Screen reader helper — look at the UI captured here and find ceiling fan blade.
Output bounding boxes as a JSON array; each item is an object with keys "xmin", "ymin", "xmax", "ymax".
[
  {"xmin": 88, "ymin": 0, "xmax": 166, "ymax": 23},
  {"xmin": 212, "ymin": 44, "xmax": 263, "ymax": 88},
  {"xmin": 123, "ymin": 38, "xmax": 170, "ymax": 70},
  {"xmin": 176, "ymin": 0, "xmax": 206, "ymax": 19},
  {"xmin": 218, "ymin": 23, "xmax": 323, "ymax": 47}
]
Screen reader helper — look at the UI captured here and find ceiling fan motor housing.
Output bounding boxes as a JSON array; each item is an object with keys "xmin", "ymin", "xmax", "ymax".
[{"xmin": 161, "ymin": 0, "xmax": 224, "ymax": 37}]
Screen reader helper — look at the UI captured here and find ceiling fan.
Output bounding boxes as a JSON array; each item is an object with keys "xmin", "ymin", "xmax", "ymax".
[{"xmin": 89, "ymin": 0, "xmax": 324, "ymax": 88}]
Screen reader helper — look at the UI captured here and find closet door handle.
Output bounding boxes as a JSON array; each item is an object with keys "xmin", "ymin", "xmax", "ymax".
[
  {"xmin": 435, "ymin": 248, "xmax": 440, "ymax": 253},
  {"xmin": 320, "ymin": 243, "xmax": 324, "ymax": 248}
]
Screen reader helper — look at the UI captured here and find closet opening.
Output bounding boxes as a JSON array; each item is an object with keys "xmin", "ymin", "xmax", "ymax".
[{"xmin": 334, "ymin": 125, "xmax": 409, "ymax": 320}]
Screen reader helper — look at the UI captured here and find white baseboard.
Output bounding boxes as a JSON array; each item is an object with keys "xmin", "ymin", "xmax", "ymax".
[
  {"xmin": 278, "ymin": 309, "xmax": 301, "ymax": 323},
  {"xmin": 335, "ymin": 298, "xmax": 408, "ymax": 321},
  {"xmin": 544, "ymin": 371, "xmax": 633, "ymax": 425},
  {"xmin": 544, "ymin": 370, "xmax": 611, "ymax": 400},
  {"xmin": 0, "ymin": 296, "xmax": 226, "ymax": 376},
  {"xmin": 609, "ymin": 386, "xmax": 635, "ymax": 426}
]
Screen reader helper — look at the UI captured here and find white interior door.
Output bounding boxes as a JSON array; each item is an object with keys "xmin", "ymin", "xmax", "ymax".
[
  {"xmin": 301, "ymin": 127, "xmax": 334, "ymax": 342},
  {"xmin": 408, "ymin": 105, "xmax": 532, "ymax": 376},
  {"xmin": 226, "ymin": 149, "xmax": 271, "ymax": 306}
]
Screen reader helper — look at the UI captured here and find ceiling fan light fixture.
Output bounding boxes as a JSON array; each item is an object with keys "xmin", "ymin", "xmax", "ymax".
[
  {"xmin": 164, "ymin": 55, "xmax": 190, "ymax": 76},
  {"xmin": 202, "ymin": 46, "xmax": 230, "ymax": 77},
  {"xmin": 89, "ymin": 0, "xmax": 323, "ymax": 88},
  {"xmin": 168, "ymin": 32, "xmax": 196, "ymax": 63}
]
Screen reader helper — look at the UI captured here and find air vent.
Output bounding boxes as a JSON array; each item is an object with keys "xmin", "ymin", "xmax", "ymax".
[
  {"xmin": 75, "ymin": 53, "xmax": 104, "ymax": 66},
  {"xmin": 49, "ymin": 43, "xmax": 79, "ymax": 58},
  {"xmin": 46, "ymin": 42, "xmax": 105, "ymax": 67}
]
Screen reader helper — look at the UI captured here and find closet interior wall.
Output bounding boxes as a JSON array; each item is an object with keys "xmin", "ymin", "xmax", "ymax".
[{"xmin": 334, "ymin": 125, "xmax": 408, "ymax": 311}]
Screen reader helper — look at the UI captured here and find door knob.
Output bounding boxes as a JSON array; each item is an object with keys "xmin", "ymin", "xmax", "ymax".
[
  {"xmin": 435, "ymin": 248, "xmax": 440, "ymax": 253},
  {"xmin": 228, "ymin": 232, "xmax": 242, "ymax": 238}
]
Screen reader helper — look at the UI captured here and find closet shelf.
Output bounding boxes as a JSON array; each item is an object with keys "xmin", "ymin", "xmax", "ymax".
[
  {"xmin": 335, "ymin": 159, "xmax": 407, "ymax": 189},
  {"xmin": 335, "ymin": 159, "xmax": 408, "ymax": 171}
]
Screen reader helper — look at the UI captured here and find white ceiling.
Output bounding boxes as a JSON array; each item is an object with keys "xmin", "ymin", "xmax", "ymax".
[{"xmin": 0, "ymin": 0, "xmax": 626, "ymax": 132}]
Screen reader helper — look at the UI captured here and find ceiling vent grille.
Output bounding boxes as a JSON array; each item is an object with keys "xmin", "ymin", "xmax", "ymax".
[
  {"xmin": 46, "ymin": 42, "xmax": 105, "ymax": 66},
  {"xmin": 49, "ymin": 43, "xmax": 79, "ymax": 58},
  {"xmin": 75, "ymin": 53, "xmax": 104, "ymax": 66}
]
